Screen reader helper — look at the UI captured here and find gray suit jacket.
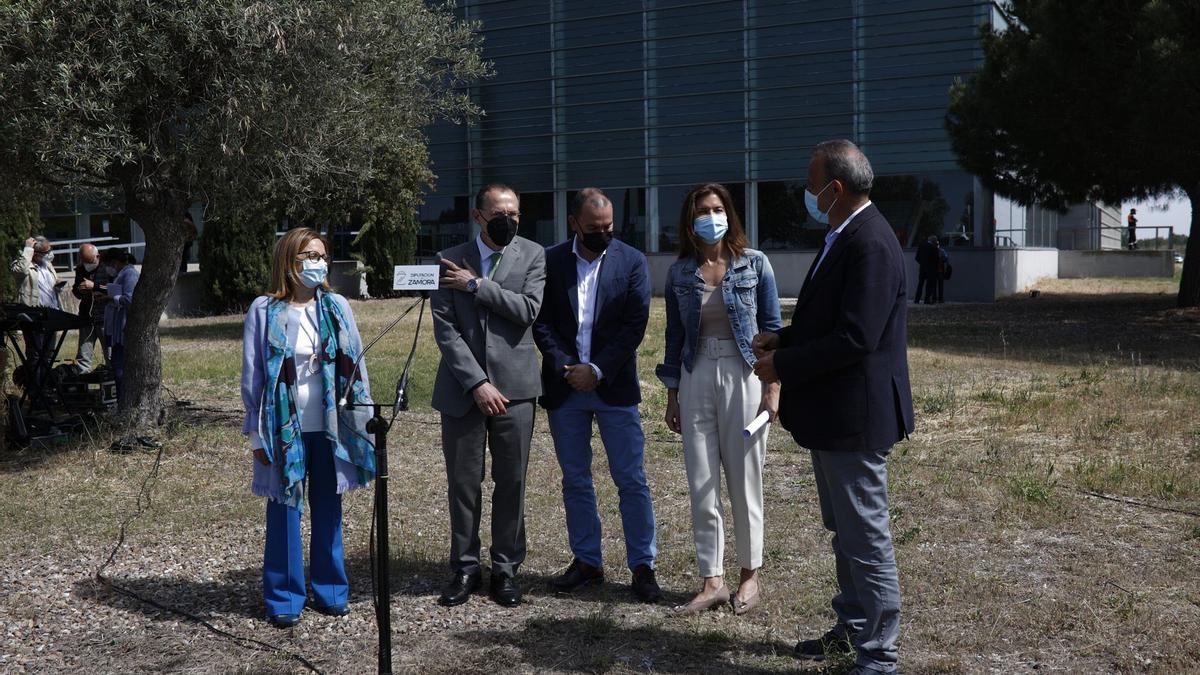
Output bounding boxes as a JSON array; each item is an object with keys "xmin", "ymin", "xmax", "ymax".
[{"xmin": 431, "ymin": 235, "xmax": 547, "ymax": 418}]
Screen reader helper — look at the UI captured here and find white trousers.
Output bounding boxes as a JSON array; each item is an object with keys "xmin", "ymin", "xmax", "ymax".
[{"xmin": 679, "ymin": 337, "xmax": 766, "ymax": 577}]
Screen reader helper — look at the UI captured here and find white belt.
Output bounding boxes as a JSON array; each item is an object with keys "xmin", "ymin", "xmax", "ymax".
[{"xmin": 696, "ymin": 337, "xmax": 740, "ymax": 358}]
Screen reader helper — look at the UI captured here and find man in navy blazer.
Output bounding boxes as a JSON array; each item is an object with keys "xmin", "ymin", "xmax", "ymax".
[
  {"xmin": 753, "ymin": 140, "xmax": 914, "ymax": 675},
  {"xmin": 532, "ymin": 187, "xmax": 661, "ymax": 603}
]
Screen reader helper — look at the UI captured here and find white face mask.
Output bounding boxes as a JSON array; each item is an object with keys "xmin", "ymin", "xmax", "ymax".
[
  {"xmin": 84, "ymin": 261, "xmax": 99, "ymax": 272},
  {"xmin": 299, "ymin": 259, "xmax": 329, "ymax": 289}
]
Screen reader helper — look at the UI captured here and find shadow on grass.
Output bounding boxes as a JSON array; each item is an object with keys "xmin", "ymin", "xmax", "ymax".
[
  {"xmin": 908, "ymin": 291, "xmax": 1200, "ymax": 369},
  {"xmin": 157, "ymin": 322, "xmax": 243, "ymax": 341},
  {"xmin": 74, "ymin": 548, "xmax": 656, "ymax": 624},
  {"xmin": 455, "ymin": 615, "xmax": 798, "ymax": 673}
]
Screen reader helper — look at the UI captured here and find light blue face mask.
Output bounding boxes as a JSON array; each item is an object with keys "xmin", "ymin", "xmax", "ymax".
[
  {"xmin": 693, "ymin": 212, "xmax": 729, "ymax": 244},
  {"xmin": 804, "ymin": 182, "xmax": 837, "ymax": 225},
  {"xmin": 299, "ymin": 259, "xmax": 328, "ymax": 289}
]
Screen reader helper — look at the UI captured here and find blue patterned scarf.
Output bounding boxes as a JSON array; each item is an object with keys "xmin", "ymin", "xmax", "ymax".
[{"xmin": 259, "ymin": 289, "xmax": 375, "ymax": 510}]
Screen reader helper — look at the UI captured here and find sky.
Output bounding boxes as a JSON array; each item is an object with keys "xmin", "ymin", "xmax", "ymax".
[{"xmin": 1121, "ymin": 193, "xmax": 1193, "ymax": 238}]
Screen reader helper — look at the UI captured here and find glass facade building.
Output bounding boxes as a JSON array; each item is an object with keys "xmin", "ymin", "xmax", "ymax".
[{"xmin": 419, "ymin": 0, "xmax": 1056, "ymax": 255}]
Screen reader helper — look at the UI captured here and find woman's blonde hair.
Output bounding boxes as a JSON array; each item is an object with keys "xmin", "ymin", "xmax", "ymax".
[{"xmin": 268, "ymin": 228, "xmax": 331, "ymax": 300}]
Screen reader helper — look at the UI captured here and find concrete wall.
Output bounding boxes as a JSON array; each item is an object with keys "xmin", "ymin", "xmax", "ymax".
[
  {"xmin": 1059, "ymin": 250, "xmax": 1175, "ymax": 279},
  {"xmin": 994, "ymin": 248, "xmax": 1059, "ymax": 297},
  {"xmin": 648, "ymin": 248, "xmax": 1005, "ymax": 303}
]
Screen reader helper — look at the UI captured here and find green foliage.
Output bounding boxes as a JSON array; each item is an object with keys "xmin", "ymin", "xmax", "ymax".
[
  {"xmin": 354, "ymin": 210, "xmax": 418, "ymax": 299},
  {"xmin": 0, "ymin": 0, "xmax": 490, "ymax": 423},
  {"xmin": 0, "ymin": 182, "xmax": 42, "ymax": 301},
  {"xmin": 198, "ymin": 199, "xmax": 277, "ymax": 313},
  {"xmin": 946, "ymin": 0, "xmax": 1200, "ymax": 305}
]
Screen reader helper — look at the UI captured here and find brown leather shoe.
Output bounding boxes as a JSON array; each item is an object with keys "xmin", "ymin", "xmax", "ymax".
[{"xmin": 551, "ymin": 558, "xmax": 604, "ymax": 594}]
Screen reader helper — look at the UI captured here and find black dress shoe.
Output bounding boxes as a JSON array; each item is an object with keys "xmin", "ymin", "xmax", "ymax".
[
  {"xmin": 551, "ymin": 559, "xmax": 604, "ymax": 594},
  {"xmin": 794, "ymin": 628, "xmax": 856, "ymax": 661},
  {"xmin": 438, "ymin": 571, "xmax": 481, "ymax": 607},
  {"xmin": 489, "ymin": 574, "xmax": 522, "ymax": 607},
  {"xmin": 631, "ymin": 564, "xmax": 662, "ymax": 603}
]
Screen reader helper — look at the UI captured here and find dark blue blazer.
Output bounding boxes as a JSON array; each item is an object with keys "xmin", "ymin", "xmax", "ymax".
[
  {"xmin": 533, "ymin": 237, "xmax": 650, "ymax": 410},
  {"xmin": 773, "ymin": 204, "xmax": 915, "ymax": 452}
]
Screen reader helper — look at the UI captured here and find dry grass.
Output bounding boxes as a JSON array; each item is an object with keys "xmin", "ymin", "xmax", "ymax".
[{"xmin": 2, "ymin": 278, "xmax": 1199, "ymax": 673}]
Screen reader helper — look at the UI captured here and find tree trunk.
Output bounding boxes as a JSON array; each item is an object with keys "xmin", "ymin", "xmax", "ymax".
[
  {"xmin": 119, "ymin": 198, "xmax": 187, "ymax": 431},
  {"xmin": 1178, "ymin": 183, "xmax": 1200, "ymax": 308}
]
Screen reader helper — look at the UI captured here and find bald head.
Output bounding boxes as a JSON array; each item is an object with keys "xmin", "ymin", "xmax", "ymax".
[{"xmin": 80, "ymin": 244, "xmax": 98, "ymax": 266}]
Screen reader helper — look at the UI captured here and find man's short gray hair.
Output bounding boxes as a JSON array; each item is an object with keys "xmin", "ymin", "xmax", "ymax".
[
  {"xmin": 569, "ymin": 187, "xmax": 611, "ymax": 218},
  {"xmin": 814, "ymin": 139, "xmax": 874, "ymax": 195}
]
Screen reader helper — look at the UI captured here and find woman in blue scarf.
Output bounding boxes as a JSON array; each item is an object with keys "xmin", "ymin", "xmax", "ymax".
[{"xmin": 240, "ymin": 228, "xmax": 375, "ymax": 628}]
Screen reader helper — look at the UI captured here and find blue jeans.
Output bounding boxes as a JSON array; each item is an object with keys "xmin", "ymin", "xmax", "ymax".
[
  {"xmin": 263, "ymin": 432, "xmax": 347, "ymax": 617},
  {"xmin": 546, "ymin": 391, "xmax": 657, "ymax": 570}
]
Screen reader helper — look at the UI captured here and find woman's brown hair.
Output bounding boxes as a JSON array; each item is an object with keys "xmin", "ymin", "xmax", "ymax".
[
  {"xmin": 268, "ymin": 228, "xmax": 331, "ymax": 300},
  {"xmin": 675, "ymin": 183, "xmax": 748, "ymax": 260}
]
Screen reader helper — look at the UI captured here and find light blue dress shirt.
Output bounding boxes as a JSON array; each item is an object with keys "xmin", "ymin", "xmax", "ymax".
[{"xmin": 811, "ymin": 200, "xmax": 874, "ymax": 275}]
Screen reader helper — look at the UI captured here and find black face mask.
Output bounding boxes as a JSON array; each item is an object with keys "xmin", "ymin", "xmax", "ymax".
[
  {"xmin": 485, "ymin": 214, "xmax": 518, "ymax": 248},
  {"xmin": 580, "ymin": 230, "xmax": 614, "ymax": 254}
]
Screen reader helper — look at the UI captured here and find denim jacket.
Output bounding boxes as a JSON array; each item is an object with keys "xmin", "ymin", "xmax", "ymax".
[{"xmin": 655, "ymin": 248, "xmax": 783, "ymax": 390}]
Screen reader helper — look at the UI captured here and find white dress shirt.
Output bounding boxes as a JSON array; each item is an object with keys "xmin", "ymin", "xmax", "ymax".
[
  {"xmin": 811, "ymin": 200, "xmax": 873, "ymax": 275},
  {"xmin": 476, "ymin": 235, "xmax": 505, "ymax": 280},
  {"xmin": 572, "ymin": 238, "xmax": 606, "ymax": 380}
]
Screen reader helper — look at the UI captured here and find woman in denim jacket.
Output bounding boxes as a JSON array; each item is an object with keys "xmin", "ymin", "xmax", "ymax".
[{"xmin": 656, "ymin": 183, "xmax": 783, "ymax": 615}]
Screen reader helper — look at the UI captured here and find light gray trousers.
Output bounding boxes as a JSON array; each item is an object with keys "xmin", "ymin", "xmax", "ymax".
[
  {"xmin": 679, "ymin": 337, "xmax": 766, "ymax": 577},
  {"xmin": 811, "ymin": 447, "xmax": 901, "ymax": 673}
]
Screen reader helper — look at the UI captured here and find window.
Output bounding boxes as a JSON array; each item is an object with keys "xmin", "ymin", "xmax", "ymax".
[
  {"xmin": 417, "ymin": 196, "xmax": 471, "ymax": 257},
  {"xmin": 566, "ymin": 187, "xmax": 647, "ymax": 251}
]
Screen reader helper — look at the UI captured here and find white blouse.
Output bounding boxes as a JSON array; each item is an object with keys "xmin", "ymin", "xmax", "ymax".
[{"xmin": 287, "ymin": 304, "xmax": 326, "ymax": 433}]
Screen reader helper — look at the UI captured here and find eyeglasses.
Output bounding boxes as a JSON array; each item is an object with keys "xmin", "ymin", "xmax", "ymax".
[
  {"xmin": 486, "ymin": 211, "xmax": 520, "ymax": 220},
  {"xmin": 295, "ymin": 251, "xmax": 331, "ymax": 263}
]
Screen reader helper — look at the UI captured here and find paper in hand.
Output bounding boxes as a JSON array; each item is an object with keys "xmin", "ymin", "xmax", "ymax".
[{"xmin": 743, "ymin": 411, "xmax": 771, "ymax": 438}]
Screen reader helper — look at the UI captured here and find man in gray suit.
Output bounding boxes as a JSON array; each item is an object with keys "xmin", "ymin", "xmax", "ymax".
[{"xmin": 432, "ymin": 183, "xmax": 547, "ymax": 608}]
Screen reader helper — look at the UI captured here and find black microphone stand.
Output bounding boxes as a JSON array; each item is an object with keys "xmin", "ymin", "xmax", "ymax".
[{"xmin": 341, "ymin": 293, "xmax": 428, "ymax": 675}]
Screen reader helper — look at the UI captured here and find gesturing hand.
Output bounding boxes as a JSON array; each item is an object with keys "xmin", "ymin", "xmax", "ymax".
[
  {"xmin": 472, "ymin": 381, "xmax": 510, "ymax": 417},
  {"xmin": 440, "ymin": 257, "xmax": 480, "ymax": 292},
  {"xmin": 563, "ymin": 364, "xmax": 598, "ymax": 392},
  {"xmin": 752, "ymin": 350, "xmax": 780, "ymax": 384},
  {"xmin": 751, "ymin": 331, "xmax": 780, "ymax": 358}
]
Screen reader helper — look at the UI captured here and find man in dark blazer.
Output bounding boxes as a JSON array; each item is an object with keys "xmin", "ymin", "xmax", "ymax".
[
  {"xmin": 752, "ymin": 140, "xmax": 914, "ymax": 675},
  {"xmin": 532, "ymin": 188, "xmax": 662, "ymax": 603},
  {"xmin": 432, "ymin": 183, "xmax": 546, "ymax": 608}
]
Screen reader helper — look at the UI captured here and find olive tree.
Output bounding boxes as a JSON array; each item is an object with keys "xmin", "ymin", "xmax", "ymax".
[{"xmin": 0, "ymin": 0, "xmax": 488, "ymax": 428}]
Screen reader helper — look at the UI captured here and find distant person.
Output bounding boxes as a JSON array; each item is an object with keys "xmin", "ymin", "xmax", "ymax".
[
  {"xmin": 1127, "ymin": 208, "xmax": 1138, "ymax": 250},
  {"xmin": 180, "ymin": 212, "xmax": 198, "ymax": 274},
  {"xmin": 936, "ymin": 243, "xmax": 949, "ymax": 304},
  {"xmin": 71, "ymin": 243, "xmax": 108, "ymax": 373},
  {"xmin": 532, "ymin": 187, "xmax": 662, "ymax": 604},
  {"xmin": 659, "ymin": 183, "xmax": 783, "ymax": 616},
  {"xmin": 914, "ymin": 235, "xmax": 939, "ymax": 304},
  {"xmin": 11, "ymin": 236, "xmax": 62, "ymax": 392},
  {"xmin": 240, "ymin": 228, "xmax": 375, "ymax": 628},
  {"xmin": 96, "ymin": 250, "xmax": 140, "ymax": 390}
]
